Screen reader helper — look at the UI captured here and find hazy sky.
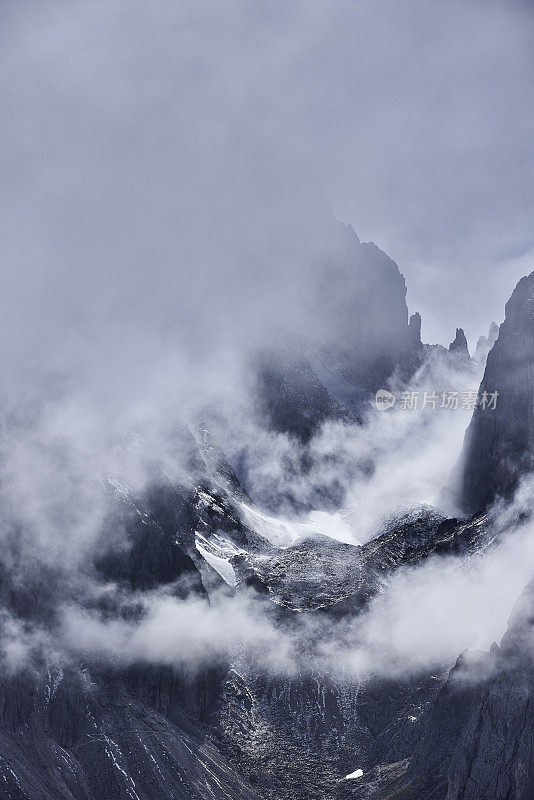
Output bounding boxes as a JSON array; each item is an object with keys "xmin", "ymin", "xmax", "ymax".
[{"xmin": 2, "ymin": 0, "xmax": 534, "ymax": 349}]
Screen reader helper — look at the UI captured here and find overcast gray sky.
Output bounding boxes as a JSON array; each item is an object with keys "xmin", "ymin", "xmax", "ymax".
[{"xmin": 2, "ymin": 0, "xmax": 534, "ymax": 351}]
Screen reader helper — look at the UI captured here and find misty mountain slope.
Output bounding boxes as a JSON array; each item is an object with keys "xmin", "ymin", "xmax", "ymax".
[
  {"xmin": 4, "ymin": 3, "xmax": 534, "ymax": 799},
  {"xmin": 0, "ymin": 301, "xmax": 513, "ymax": 800},
  {"xmin": 456, "ymin": 271, "xmax": 534, "ymax": 515},
  {"xmin": 253, "ymin": 334, "xmax": 352, "ymax": 437},
  {"xmin": 445, "ymin": 582, "xmax": 534, "ymax": 800},
  {"xmin": 0, "ymin": 473, "xmax": 251, "ymax": 800},
  {"xmin": 311, "ymin": 228, "xmax": 419, "ymax": 390},
  {"xmin": 251, "ymin": 222, "xmax": 427, "ymax": 446},
  {"xmin": 340, "ymin": 272, "xmax": 534, "ymax": 800},
  {"xmin": 0, "ymin": 269, "xmax": 519, "ymax": 800},
  {"xmin": 188, "ymin": 492, "xmax": 500, "ymax": 800},
  {"xmin": 0, "ymin": 422, "xmax": 499, "ymax": 800}
]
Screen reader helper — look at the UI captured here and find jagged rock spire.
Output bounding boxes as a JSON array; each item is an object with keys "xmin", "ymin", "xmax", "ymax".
[
  {"xmin": 408, "ymin": 312, "xmax": 423, "ymax": 349},
  {"xmin": 449, "ymin": 327, "xmax": 470, "ymax": 358},
  {"xmin": 474, "ymin": 321, "xmax": 499, "ymax": 363}
]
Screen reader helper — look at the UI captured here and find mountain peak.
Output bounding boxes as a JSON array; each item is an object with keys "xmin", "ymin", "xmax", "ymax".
[
  {"xmin": 449, "ymin": 327, "xmax": 470, "ymax": 358},
  {"xmin": 408, "ymin": 312, "xmax": 423, "ymax": 349},
  {"xmin": 456, "ymin": 270, "xmax": 534, "ymax": 514}
]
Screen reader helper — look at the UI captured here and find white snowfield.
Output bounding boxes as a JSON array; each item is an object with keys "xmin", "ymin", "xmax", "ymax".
[
  {"xmin": 195, "ymin": 540, "xmax": 237, "ymax": 587},
  {"xmin": 239, "ymin": 502, "xmax": 359, "ymax": 548},
  {"xmin": 344, "ymin": 769, "xmax": 364, "ymax": 780}
]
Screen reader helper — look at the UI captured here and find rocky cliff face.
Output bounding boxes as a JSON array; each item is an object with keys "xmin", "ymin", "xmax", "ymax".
[
  {"xmin": 253, "ymin": 222, "xmax": 424, "ymax": 442},
  {"xmin": 388, "ymin": 579, "xmax": 534, "ymax": 800},
  {"xmin": 254, "ymin": 345, "xmax": 351, "ymax": 443},
  {"xmin": 407, "ymin": 312, "xmax": 423, "ymax": 351},
  {"xmin": 0, "ymin": 390, "xmax": 527, "ymax": 800},
  {"xmin": 444, "ymin": 582, "xmax": 534, "ymax": 800},
  {"xmin": 313, "ymin": 226, "xmax": 417, "ymax": 390},
  {"xmin": 474, "ymin": 321, "xmax": 499, "ymax": 365},
  {"xmin": 456, "ymin": 272, "xmax": 534, "ymax": 515}
]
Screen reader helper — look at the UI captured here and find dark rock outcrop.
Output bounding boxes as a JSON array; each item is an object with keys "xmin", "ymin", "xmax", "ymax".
[
  {"xmin": 456, "ymin": 271, "xmax": 534, "ymax": 515},
  {"xmin": 383, "ymin": 579, "xmax": 534, "ymax": 800},
  {"xmin": 0, "ymin": 665, "xmax": 257, "ymax": 800},
  {"xmin": 444, "ymin": 581, "xmax": 534, "ymax": 800},
  {"xmin": 253, "ymin": 223, "xmax": 425, "ymax": 443},
  {"xmin": 448, "ymin": 328, "xmax": 470, "ymax": 359},
  {"xmin": 474, "ymin": 321, "xmax": 499, "ymax": 364},
  {"xmin": 254, "ymin": 346, "xmax": 349, "ymax": 442},
  {"xmin": 313, "ymin": 226, "xmax": 422, "ymax": 391},
  {"xmin": 408, "ymin": 312, "xmax": 423, "ymax": 351}
]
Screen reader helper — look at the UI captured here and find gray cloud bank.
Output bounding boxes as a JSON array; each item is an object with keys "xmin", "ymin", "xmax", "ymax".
[{"xmin": 2, "ymin": 0, "xmax": 534, "ymax": 354}]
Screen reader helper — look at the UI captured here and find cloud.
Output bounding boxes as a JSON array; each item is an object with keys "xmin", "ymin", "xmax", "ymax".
[
  {"xmin": 51, "ymin": 495, "xmax": 534, "ymax": 681},
  {"xmin": 3, "ymin": 477, "xmax": 534, "ymax": 684},
  {"xmin": 215, "ymin": 347, "xmax": 483, "ymax": 541},
  {"xmin": 58, "ymin": 586, "xmax": 298, "ymax": 674},
  {"xmin": 2, "ymin": 0, "xmax": 534, "ymax": 357}
]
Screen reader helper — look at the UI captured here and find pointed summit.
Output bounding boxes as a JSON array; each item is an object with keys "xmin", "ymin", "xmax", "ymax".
[
  {"xmin": 449, "ymin": 327, "xmax": 470, "ymax": 358},
  {"xmin": 474, "ymin": 321, "xmax": 499, "ymax": 364},
  {"xmin": 408, "ymin": 312, "xmax": 423, "ymax": 349}
]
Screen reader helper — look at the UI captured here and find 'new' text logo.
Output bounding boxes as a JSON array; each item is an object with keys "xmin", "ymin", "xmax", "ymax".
[{"xmin": 375, "ymin": 389, "xmax": 396, "ymax": 411}]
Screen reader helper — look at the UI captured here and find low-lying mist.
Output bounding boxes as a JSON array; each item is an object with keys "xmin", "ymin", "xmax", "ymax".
[{"xmin": 3, "ymin": 484, "xmax": 533, "ymax": 682}]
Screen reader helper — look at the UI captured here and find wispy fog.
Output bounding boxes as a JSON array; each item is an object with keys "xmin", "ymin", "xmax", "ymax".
[{"xmin": 2, "ymin": 0, "xmax": 534, "ymax": 360}]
